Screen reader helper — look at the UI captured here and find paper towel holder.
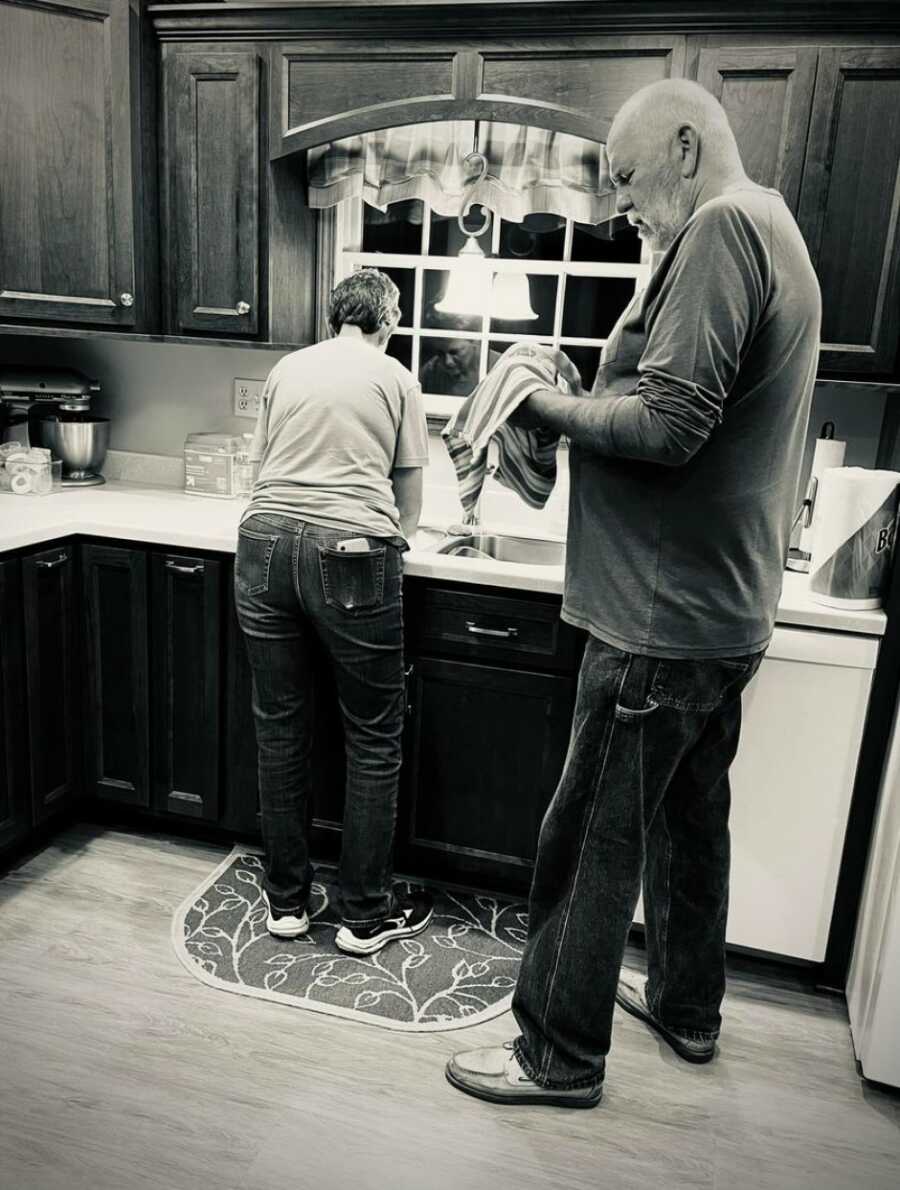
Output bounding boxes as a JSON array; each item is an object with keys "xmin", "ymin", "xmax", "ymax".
[{"xmin": 786, "ymin": 421, "xmax": 840, "ymax": 574}]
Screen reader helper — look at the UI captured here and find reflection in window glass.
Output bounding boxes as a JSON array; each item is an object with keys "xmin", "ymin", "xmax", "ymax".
[
  {"xmin": 498, "ymin": 215, "xmax": 565, "ymax": 262},
  {"xmin": 385, "ymin": 334, "xmax": 412, "ymax": 370},
  {"xmin": 423, "ymin": 270, "xmax": 483, "ymax": 332},
  {"xmin": 420, "ymin": 336, "xmax": 482, "ymax": 396},
  {"xmin": 377, "ymin": 266, "xmax": 415, "ymax": 327},
  {"xmin": 489, "ymin": 273, "xmax": 555, "ymax": 337},
  {"xmin": 428, "ymin": 208, "xmax": 492, "ymax": 257},
  {"xmin": 561, "ymin": 345, "xmax": 603, "ymax": 392},
  {"xmin": 563, "ymin": 276, "xmax": 636, "ymax": 339},
  {"xmin": 571, "ymin": 220, "xmax": 642, "ymax": 264},
  {"xmin": 362, "ymin": 200, "xmax": 425, "ymax": 253}
]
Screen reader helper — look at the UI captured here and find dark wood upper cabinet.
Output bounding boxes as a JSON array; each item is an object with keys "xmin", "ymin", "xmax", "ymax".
[
  {"xmin": 695, "ymin": 46, "xmax": 817, "ymax": 212},
  {"xmin": 81, "ymin": 543, "xmax": 150, "ymax": 807},
  {"xmin": 161, "ymin": 49, "xmax": 262, "ymax": 336},
  {"xmin": 797, "ymin": 46, "xmax": 900, "ymax": 375},
  {"xmin": 271, "ymin": 36, "xmax": 686, "ymax": 157},
  {"xmin": 0, "ymin": 556, "xmax": 29, "ymax": 853},
  {"xmin": 22, "ymin": 543, "xmax": 79, "ymax": 824},
  {"xmin": 0, "ymin": 0, "xmax": 157, "ymax": 329}
]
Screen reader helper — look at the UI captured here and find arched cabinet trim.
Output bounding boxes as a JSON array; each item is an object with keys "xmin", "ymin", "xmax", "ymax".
[{"xmin": 270, "ymin": 38, "xmax": 686, "ymax": 158}]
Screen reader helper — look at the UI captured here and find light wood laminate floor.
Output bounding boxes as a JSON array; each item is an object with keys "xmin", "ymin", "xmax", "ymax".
[{"xmin": 1, "ymin": 824, "xmax": 898, "ymax": 1190}]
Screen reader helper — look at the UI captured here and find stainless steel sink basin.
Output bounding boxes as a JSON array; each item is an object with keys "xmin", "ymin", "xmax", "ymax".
[{"xmin": 436, "ymin": 533, "xmax": 565, "ymax": 566}]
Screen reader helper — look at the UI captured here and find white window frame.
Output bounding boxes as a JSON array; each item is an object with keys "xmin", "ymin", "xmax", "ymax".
[{"xmin": 323, "ymin": 199, "xmax": 652, "ymax": 420}]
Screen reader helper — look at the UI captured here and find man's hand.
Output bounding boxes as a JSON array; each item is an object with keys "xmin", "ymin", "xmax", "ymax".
[
  {"xmin": 540, "ymin": 348, "xmax": 587, "ymax": 397},
  {"xmin": 507, "ymin": 396, "xmax": 546, "ymax": 430}
]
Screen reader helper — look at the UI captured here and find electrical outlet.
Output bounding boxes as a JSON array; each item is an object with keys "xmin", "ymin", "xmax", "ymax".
[{"xmin": 233, "ymin": 378, "xmax": 264, "ymax": 418}]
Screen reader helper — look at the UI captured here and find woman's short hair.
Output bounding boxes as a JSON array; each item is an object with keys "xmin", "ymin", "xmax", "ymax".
[{"xmin": 328, "ymin": 269, "xmax": 400, "ymax": 336}]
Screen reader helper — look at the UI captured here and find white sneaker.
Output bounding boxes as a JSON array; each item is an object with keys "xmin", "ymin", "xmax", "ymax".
[{"xmin": 262, "ymin": 890, "xmax": 309, "ymax": 938}]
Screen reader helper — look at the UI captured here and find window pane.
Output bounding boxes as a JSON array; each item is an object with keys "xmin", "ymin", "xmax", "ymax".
[
  {"xmin": 361, "ymin": 200, "xmax": 425, "ymax": 253},
  {"xmin": 560, "ymin": 345, "xmax": 602, "ymax": 391},
  {"xmin": 562, "ymin": 276, "xmax": 636, "ymax": 338},
  {"xmin": 377, "ymin": 266, "xmax": 415, "ymax": 327},
  {"xmin": 571, "ymin": 220, "xmax": 642, "ymax": 263},
  {"xmin": 423, "ymin": 270, "xmax": 483, "ymax": 332},
  {"xmin": 489, "ymin": 273, "xmax": 556, "ymax": 337},
  {"xmin": 498, "ymin": 215, "xmax": 565, "ymax": 262},
  {"xmin": 429, "ymin": 208, "xmax": 492, "ymax": 257},
  {"xmin": 420, "ymin": 335, "xmax": 481, "ymax": 396},
  {"xmin": 385, "ymin": 334, "xmax": 412, "ymax": 370}
]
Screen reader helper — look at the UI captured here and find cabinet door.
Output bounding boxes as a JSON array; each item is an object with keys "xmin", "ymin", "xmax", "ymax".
[
  {"xmin": 22, "ymin": 543, "xmax": 78, "ymax": 823},
  {"xmin": 82, "ymin": 543, "xmax": 150, "ymax": 807},
  {"xmin": 696, "ymin": 46, "xmax": 817, "ymax": 212},
  {"xmin": 400, "ymin": 656, "xmax": 574, "ymax": 893},
  {"xmin": 163, "ymin": 50, "xmax": 261, "ymax": 336},
  {"xmin": 0, "ymin": 0, "xmax": 139, "ymax": 326},
  {"xmin": 150, "ymin": 553, "xmax": 221, "ymax": 821},
  {"xmin": 797, "ymin": 47, "xmax": 900, "ymax": 374},
  {"xmin": 0, "ymin": 556, "xmax": 29, "ymax": 852}
]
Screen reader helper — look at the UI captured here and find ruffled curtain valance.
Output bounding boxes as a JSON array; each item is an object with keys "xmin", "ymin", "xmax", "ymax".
[{"xmin": 307, "ymin": 120, "xmax": 618, "ymax": 226}]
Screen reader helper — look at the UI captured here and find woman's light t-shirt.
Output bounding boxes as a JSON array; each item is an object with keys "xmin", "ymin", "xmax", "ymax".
[{"xmin": 242, "ymin": 337, "xmax": 428, "ymax": 540}]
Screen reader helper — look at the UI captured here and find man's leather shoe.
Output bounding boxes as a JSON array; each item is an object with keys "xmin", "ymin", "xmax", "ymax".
[
  {"xmin": 445, "ymin": 1040, "xmax": 603, "ymax": 1108},
  {"xmin": 615, "ymin": 972, "xmax": 716, "ymax": 1064}
]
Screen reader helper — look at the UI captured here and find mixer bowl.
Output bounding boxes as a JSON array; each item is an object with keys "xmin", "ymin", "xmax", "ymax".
[{"xmin": 34, "ymin": 415, "xmax": 110, "ymax": 480}]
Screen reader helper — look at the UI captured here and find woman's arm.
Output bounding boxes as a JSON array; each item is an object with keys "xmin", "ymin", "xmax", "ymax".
[{"xmin": 391, "ymin": 466, "xmax": 423, "ymax": 540}]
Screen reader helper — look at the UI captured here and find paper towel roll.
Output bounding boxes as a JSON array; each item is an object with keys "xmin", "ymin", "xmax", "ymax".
[
  {"xmin": 10, "ymin": 471, "xmax": 33, "ymax": 495},
  {"xmin": 809, "ymin": 467, "xmax": 900, "ymax": 609},
  {"xmin": 798, "ymin": 435, "xmax": 847, "ymax": 556}
]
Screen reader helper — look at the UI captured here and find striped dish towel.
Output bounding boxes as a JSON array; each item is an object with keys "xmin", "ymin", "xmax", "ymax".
[{"xmin": 441, "ymin": 344, "xmax": 562, "ymax": 524}]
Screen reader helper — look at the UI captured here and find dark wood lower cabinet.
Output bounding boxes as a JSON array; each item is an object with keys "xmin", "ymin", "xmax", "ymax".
[
  {"xmin": 399, "ymin": 654, "xmax": 574, "ymax": 892},
  {"xmin": 0, "ymin": 555, "xmax": 29, "ymax": 852},
  {"xmin": 82, "ymin": 543, "xmax": 150, "ymax": 806},
  {"xmin": 150, "ymin": 551, "xmax": 222, "ymax": 821},
  {"xmin": 22, "ymin": 543, "xmax": 79, "ymax": 825}
]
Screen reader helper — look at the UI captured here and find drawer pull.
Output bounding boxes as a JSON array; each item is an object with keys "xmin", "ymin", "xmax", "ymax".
[
  {"xmin": 465, "ymin": 620, "xmax": 519, "ymax": 640},
  {"xmin": 36, "ymin": 552, "xmax": 68, "ymax": 569},
  {"xmin": 166, "ymin": 560, "xmax": 204, "ymax": 575}
]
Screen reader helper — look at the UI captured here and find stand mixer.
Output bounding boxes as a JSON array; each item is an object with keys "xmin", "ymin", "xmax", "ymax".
[{"xmin": 0, "ymin": 365, "xmax": 109, "ymax": 486}]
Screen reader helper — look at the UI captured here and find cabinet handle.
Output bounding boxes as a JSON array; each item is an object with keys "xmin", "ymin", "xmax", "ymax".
[
  {"xmin": 36, "ymin": 552, "xmax": 68, "ymax": 569},
  {"xmin": 166, "ymin": 560, "xmax": 204, "ymax": 575},
  {"xmin": 236, "ymin": 301, "xmax": 251, "ymax": 315},
  {"xmin": 119, "ymin": 292, "xmax": 134, "ymax": 307},
  {"xmin": 404, "ymin": 663, "xmax": 414, "ymax": 717},
  {"xmin": 465, "ymin": 620, "xmax": 519, "ymax": 640}
]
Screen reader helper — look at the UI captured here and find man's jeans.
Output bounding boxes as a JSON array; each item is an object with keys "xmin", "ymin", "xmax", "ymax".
[
  {"xmin": 512, "ymin": 635, "xmax": 764, "ymax": 1089},
  {"xmin": 233, "ymin": 513, "xmax": 406, "ymax": 927}
]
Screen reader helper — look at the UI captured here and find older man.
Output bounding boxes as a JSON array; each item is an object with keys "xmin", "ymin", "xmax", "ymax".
[{"xmin": 446, "ymin": 78, "xmax": 821, "ymax": 1107}]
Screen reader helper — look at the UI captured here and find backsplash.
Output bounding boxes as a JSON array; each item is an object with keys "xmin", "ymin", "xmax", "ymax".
[{"xmin": 0, "ymin": 333, "xmax": 889, "ymax": 538}]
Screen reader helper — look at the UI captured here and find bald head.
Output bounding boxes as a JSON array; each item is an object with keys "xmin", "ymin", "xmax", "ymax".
[
  {"xmin": 605, "ymin": 79, "xmax": 748, "ymax": 252},
  {"xmin": 609, "ymin": 79, "xmax": 743, "ymax": 173}
]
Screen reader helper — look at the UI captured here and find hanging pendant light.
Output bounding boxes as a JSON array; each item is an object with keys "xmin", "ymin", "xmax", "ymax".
[
  {"xmin": 490, "ymin": 272, "xmax": 538, "ymax": 321},
  {"xmin": 435, "ymin": 125, "xmax": 491, "ymax": 319}
]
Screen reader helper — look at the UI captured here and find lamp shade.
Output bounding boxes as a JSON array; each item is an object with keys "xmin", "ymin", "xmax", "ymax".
[
  {"xmin": 434, "ymin": 236, "xmax": 488, "ymax": 318},
  {"xmin": 491, "ymin": 272, "xmax": 538, "ymax": 321}
]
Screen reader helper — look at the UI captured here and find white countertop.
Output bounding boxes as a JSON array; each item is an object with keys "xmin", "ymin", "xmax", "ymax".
[{"xmin": 1, "ymin": 480, "xmax": 887, "ymax": 637}]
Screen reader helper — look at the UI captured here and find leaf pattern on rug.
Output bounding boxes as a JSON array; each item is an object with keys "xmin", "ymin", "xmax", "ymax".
[{"xmin": 177, "ymin": 852, "xmax": 528, "ymax": 1030}]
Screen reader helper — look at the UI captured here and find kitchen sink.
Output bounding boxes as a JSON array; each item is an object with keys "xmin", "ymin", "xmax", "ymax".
[{"xmin": 436, "ymin": 532, "xmax": 565, "ymax": 566}]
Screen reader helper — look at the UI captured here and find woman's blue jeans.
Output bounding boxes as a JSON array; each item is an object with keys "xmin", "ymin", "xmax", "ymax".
[
  {"xmin": 234, "ymin": 513, "xmax": 406, "ymax": 927},
  {"xmin": 512, "ymin": 635, "xmax": 765, "ymax": 1089}
]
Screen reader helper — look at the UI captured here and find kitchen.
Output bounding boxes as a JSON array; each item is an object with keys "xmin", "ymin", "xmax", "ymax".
[{"xmin": 2, "ymin": 0, "xmax": 900, "ymax": 1186}]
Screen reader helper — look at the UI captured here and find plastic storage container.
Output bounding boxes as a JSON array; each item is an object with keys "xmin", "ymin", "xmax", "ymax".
[
  {"xmin": 183, "ymin": 432, "xmax": 244, "ymax": 498},
  {"xmin": 0, "ymin": 444, "xmax": 54, "ymax": 496}
]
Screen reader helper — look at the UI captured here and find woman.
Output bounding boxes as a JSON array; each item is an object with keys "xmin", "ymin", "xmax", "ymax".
[{"xmin": 234, "ymin": 269, "xmax": 432, "ymax": 954}]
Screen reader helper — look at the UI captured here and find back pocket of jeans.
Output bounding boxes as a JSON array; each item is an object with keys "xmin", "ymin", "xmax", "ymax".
[
  {"xmin": 236, "ymin": 528, "xmax": 278, "ymax": 596},
  {"xmin": 318, "ymin": 545, "xmax": 385, "ymax": 613}
]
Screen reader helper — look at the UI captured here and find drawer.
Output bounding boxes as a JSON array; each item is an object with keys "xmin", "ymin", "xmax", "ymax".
[{"xmin": 409, "ymin": 584, "xmax": 579, "ymax": 671}]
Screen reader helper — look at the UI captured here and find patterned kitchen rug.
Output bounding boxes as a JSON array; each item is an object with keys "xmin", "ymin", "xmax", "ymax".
[{"xmin": 172, "ymin": 847, "xmax": 529, "ymax": 1032}]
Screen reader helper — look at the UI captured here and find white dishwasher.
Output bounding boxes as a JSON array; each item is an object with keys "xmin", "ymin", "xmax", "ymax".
[{"xmin": 633, "ymin": 624, "xmax": 880, "ymax": 962}]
